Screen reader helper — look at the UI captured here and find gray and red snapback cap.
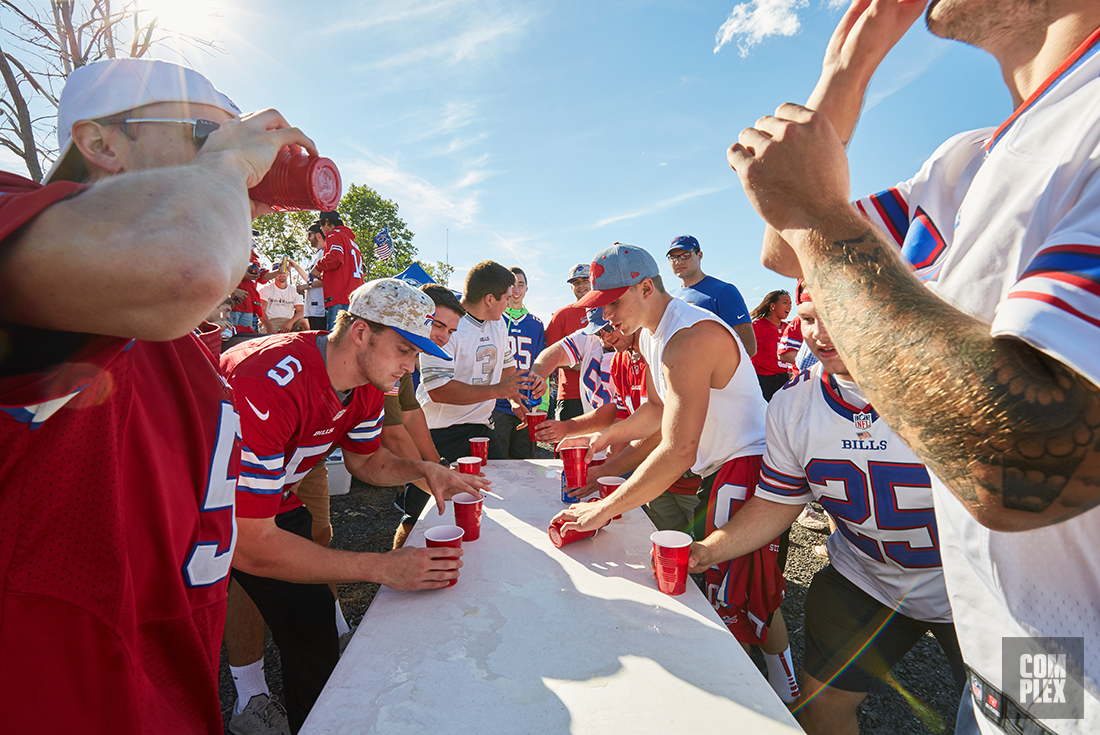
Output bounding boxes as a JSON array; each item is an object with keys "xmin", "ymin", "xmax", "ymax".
[{"xmin": 575, "ymin": 242, "xmax": 659, "ymax": 309}]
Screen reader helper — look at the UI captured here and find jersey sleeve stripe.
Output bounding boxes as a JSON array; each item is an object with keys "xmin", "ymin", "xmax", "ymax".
[
  {"xmin": 562, "ymin": 337, "xmax": 582, "ymax": 365},
  {"xmin": 867, "ymin": 188, "xmax": 909, "ymax": 246},
  {"xmin": 237, "ymin": 471, "xmax": 288, "ymax": 494},
  {"xmin": 1006, "ymin": 290, "xmax": 1100, "ymax": 329},
  {"xmin": 240, "ymin": 449, "xmax": 283, "ymax": 470},
  {"xmin": 1019, "ymin": 244, "xmax": 1100, "ymax": 285}
]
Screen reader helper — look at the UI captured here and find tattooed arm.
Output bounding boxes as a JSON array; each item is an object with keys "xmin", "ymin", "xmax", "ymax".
[{"xmin": 729, "ymin": 102, "xmax": 1100, "ymax": 532}]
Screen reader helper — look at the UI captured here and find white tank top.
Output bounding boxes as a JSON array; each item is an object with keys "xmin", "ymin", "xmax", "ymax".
[{"xmin": 640, "ymin": 297, "xmax": 767, "ymax": 477}]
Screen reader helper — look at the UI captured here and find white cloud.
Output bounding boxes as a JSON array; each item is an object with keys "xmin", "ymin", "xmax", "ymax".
[
  {"xmin": 359, "ymin": 11, "xmax": 528, "ymax": 73},
  {"xmin": 595, "ymin": 185, "xmax": 731, "ymax": 228},
  {"xmin": 714, "ymin": 0, "xmax": 847, "ymax": 57},
  {"xmin": 714, "ymin": 0, "xmax": 807, "ymax": 57}
]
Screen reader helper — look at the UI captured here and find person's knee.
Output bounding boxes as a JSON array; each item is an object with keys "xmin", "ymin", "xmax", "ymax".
[{"xmin": 797, "ymin": 678, "xmax": 865, "ymax": 735}]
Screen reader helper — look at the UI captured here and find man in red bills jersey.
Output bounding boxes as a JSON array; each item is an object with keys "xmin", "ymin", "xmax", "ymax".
[
  {"xmin": 222, "ymin": 279, "xmax": 489, "ymax": 732},
  {"xmin": 729, "ymin": 2, "xmax": 1100, "ymax": 733},
  {"xmin": 688, "ymin": 288, "xmax": 965, "ymax": 735},
  {"xmin": 0, "ymin": 58, "xmax": 314, "ymax": 733}
]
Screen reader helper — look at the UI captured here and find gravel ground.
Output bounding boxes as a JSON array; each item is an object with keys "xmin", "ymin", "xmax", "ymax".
[{"xmin": 219, "ymin": 462, "xmax": 961, "ymax": 734}]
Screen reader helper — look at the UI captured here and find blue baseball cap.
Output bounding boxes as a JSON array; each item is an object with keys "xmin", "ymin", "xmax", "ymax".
[
  {"xmin": 582, "ymin": 307, "xmax": 610, "ymax": 334},
  {"xmin": 667, "ymin": 235, "xmax": 701, "ymax": 255}
]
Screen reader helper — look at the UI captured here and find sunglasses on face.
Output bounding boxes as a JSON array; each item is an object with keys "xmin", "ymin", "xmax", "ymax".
[{"xmin": 114, "ymin": 117, "xmax": 221, "ymax": 148}]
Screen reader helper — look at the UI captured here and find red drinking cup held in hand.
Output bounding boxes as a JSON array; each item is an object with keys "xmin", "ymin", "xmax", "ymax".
[
  {"xmin": 425, "ymin": 525, "xmax": 464, "ymax": 588},
  {"xmin": 560, "ymin": 447, "xmax": 588, "ymax": 489},
  {"xmin": 525, "ymin": 411, "xmax": 547, "ymax": 442},
  {"xmin": 651, "ymin": 530, "xmax": 693, "ymax": 596},
  {"xmin": 249, "ymin": 146, "xmax": 342, "ymax": 212}
]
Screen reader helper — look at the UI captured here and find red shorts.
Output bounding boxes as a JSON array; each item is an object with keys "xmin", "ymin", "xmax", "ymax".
[{"xmin": 701, "ymin": 455, "xmax": 785, "ymax": 646}]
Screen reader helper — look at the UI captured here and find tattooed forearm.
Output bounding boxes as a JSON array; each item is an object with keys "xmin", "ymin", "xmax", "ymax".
[{"xmin": 798, "ymin": 221, "xmax": 1100, "ymax": 531}]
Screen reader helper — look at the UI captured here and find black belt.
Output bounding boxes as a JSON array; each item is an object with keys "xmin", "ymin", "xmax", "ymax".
[{"xmin": 967, "ymin": 666, "xmax": 1058, "ymax": 735}]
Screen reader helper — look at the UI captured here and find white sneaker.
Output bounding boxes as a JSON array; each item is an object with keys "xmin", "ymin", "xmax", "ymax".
[
  {"xmin": 228, "ymin": 694, "xmax": 290, "ymax": 735},
  {"xmin": 796, "ymin": 505, "xmax": 829, "ymax": 531}
]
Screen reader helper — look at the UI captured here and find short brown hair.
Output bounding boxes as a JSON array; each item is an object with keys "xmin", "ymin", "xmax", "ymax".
[
  {"xmin": 329, "ymin": 311, "xmax": 388, "ymax": 342},
  {"xmin": 509, "ymin": 266, "xmax": 526, "ymax": 280},
  {"xmin": 464, "ymin": 260, "xmax": 515, "ymax": 305},
  {"xmin": 421, "ymin": 283, "xmax": 466, "ymax": 317}
]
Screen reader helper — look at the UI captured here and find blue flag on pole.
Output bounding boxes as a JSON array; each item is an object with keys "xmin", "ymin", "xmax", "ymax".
[{"xmin": 373, "ymin": 226, "xmax": 394, "ymax": 261}]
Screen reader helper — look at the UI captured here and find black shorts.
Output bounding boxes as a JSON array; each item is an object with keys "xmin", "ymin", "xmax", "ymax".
[
  {"xmin": 394, "ymin": 483, "xmax": 432, "ymax": 525},
  {"xmin": 428, "ymin": 422, "xmax": 505, "ymax": 465},
  {"xmin": 803, "ymin": 564, "xmax": 966, "ymax": 695}
]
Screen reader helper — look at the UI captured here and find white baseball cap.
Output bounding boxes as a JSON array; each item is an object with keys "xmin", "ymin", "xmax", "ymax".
[
  {"xmin": 44, "ymin": 58, "xmax": 240, "ymax": 184},
  {"xmin": 348, "ymin": 279, "xmax": 453, "ymax": 360}
]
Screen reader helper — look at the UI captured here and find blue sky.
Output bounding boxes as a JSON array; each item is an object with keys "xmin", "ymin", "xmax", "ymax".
[{"xmin": 4, "ymin": 0, "xmax": 1012, "ymax": 319}]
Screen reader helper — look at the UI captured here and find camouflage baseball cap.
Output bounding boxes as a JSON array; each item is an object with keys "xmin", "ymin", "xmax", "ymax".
[{"xmin": 348, "ymin": 279, "xmax": 452, "ymax": 360}]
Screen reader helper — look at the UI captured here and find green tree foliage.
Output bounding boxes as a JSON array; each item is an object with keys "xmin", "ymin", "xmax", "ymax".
[{"xmin": 251, "ymin": 182, "xmax": 453, "ymax": 286}]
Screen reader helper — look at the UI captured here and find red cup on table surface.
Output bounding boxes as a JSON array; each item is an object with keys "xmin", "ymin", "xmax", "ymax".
[
  {"xmin": 651, "ymin": 530, "xmax": 693, "ymax": 596},
  {"xmin": 452, "ymin": 492, "xmax": 483, "ymax": 542},
  {"xmin": 469, "ymin": 437, "xmax": 489, "ymax": 466},
  {"xmin": 560, "ymin": 446, "xmax": 588, "ymax": 489},
  {"xmin": 525, "ymin": 411, "xmax": 547, "ymax": 441},
  {"xmin": 248, "ymin": 146, "xmax": 342, "ymax": 212},
  {"xmin": 457, "ymin": 457, "xmax": 481, "ymax": 475},
  {"xmin": 425, "ymin": 525, "xmax": 464, "ymax": 588},
  {"xmin": 597, "ymin": 476, "xmax": 626, "ymax": 520},
  {"xmin": 548, "ymin": 518, "xmax": 598, "ymax": 548}
]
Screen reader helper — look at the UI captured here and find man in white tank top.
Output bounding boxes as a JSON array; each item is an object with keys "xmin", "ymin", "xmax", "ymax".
[{"xmin": 552, "ymin": 243, "xmax": 799, "ymax": 704}]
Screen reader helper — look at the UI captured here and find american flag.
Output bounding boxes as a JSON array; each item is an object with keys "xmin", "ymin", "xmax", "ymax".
[{"xmin": 373, "ymin": 226, "xmax": 394, "ymax": 261}]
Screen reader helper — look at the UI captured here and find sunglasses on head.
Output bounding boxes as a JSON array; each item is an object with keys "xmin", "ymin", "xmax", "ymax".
[{"xmin": 112, "ymin": 117, "xmax": 221, "ymax": 148}]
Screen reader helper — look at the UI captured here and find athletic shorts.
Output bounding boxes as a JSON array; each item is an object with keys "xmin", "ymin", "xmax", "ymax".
[{"xmin": 803, "ymin": 564, "xmax": 967, "ymax": 695}]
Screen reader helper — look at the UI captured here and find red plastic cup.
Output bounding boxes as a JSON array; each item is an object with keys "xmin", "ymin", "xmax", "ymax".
[
  {"xmin": 457, "ymin": 457, "xmax": 481, "ymax": 475},
  {"xmin": 526, "ymin": 411, "xmax": 547, "ymax": 441},
  {"xmin": 548, "ymin": 518, "xmax": 598, "ymax": 548},
  {"xmin": 469, "ymin": 437, "xmax": 489, "ymax": 466},
  {"xmin": 425, "ymin": 525, "xmax": 464, "ymax": 587},
  {"xmin": 590, "ymin": 450, "xmax": 607, "ymax": 467},
  {"xmin": 651, "ymin": 530, "xmax": 693, "ymax": 595},
  {"xmin": 248, "ymin": 146, "xmax": 342, "ymax": 212},
  {"xmin": 452, "ymin": 492, "xmax": 483, "ymax": 542},
  {"xmin": 560, "ymin": 447, "xmax": 588, "ymax": 488},
  {"xmin": 597, "ymin": 476, "xmax": 626, "ymax": 520}
]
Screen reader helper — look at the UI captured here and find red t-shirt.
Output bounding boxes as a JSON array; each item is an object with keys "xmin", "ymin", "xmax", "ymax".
[
  {"xmin": 315, "ymin": 226, "xmax": 364, "ymax": 307},
  {"xmin": 221, "ymin": 332, "xmax": 384, "ymax": 519},
  {"xmin": 750, "ymin": 317, "xmax": 789, "ymax": 376},
  {"xmin": 545, "ymin": 303, "xmax": 587, "ymax": 400},
  {"xmin": 0, "ymin": 173, "xmax": 237, "ymax": 733}
]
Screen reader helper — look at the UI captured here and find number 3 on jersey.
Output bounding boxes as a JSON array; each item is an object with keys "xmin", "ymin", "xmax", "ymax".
[{"xmin": 183, "ymin": 401, "xmax": 239, "ymax": 588}]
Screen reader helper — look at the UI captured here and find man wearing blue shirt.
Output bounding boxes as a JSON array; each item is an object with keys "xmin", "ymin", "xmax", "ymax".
[
  {"xmin": 667, "ymin": 235, "xmax": 756, "ymax": 356},
  {"xmin": 492, "ymin": 266, "xmax": 546, "ymax": 458}
]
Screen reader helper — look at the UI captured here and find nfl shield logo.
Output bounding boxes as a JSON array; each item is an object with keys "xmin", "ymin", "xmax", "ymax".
[{"xmin": 854, "ymin": 412, "xmax": 872, "ymax": 430}]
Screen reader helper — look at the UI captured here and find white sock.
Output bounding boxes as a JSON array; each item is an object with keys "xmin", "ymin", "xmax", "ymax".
[
  {"xmin": 764, "ymin": 647, "xmax": 800, "ymax": 704},
  {"xmin": 230, "ymin": 659, "xmax": 269, "ymax": 714},
  {"xmin": 335, "ymin": 599, "xmax": 350, "ymax": 637}
]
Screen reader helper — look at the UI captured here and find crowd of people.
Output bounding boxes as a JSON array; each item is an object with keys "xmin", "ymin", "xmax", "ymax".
[{"xmin": 2, "ymin": 1, "xmax": 1099, "ymax": 734}]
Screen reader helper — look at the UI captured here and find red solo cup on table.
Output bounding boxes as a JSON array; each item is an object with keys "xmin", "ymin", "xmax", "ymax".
[
  {"xmin": 457, "ymin": 457, "xmax": 481, "ymax": 475},
  {"xmin": 597, "ymin": 476, "xmax": 626, "ymax": 520},
  {"xmin": 651, "ymin": 530, "xmax": 693, "ymax": 595},
  {"xmin": 560, "ymin": 446, "xmax": 588, "ymax": 489},
  {"xmin": 425, "ymin": 525, "xmax": 464, "ymax": 588},
  {"xmin": 525, "ymin": 411, "xmax": 547, "ymax": 441},
  {"xmin": 590, "ymin": 450, "xmax": 607, "ymax": 467},
  {"xmin": 248, "ymin": 146, "xmax": 342, "ymax": 212},
  {"xmin": 548, "ymin": 518, "xmax": 598, "ymax": 548},
  {"xmin": 469, "ymin": 437, "xmax": 489, "ymax": 466},
  {"xmin": 452, "ymin": 492, "xmax": 483, "ymax": 542}
]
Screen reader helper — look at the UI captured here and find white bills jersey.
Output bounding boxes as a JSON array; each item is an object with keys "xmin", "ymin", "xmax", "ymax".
[
  {"xmin": 756, "ymin": 364, "xmax": 950, "ymax": 623},
  {"xmin": 558, "ymin": 329, "xmax": 614, "ymax": 415},
  {"xmin": 418, "ymin": 313, "xmax": 515, "ymax": 429},
  {"xmin": 853, "ymin": 31, "xmax": 1100, "ymax": 734}
]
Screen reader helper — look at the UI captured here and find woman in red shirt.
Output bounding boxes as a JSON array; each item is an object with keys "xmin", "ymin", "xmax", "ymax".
[{"xmin": 750, "ymin": 289, "xmax": 793, "ymax": 401}]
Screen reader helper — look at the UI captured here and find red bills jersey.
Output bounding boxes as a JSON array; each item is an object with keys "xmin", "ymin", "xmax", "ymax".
[
  {"xmin": 0, "ymin": 172, "xmax": 239, "ymax": 734},
  {"xmin": 315, "ymin": 226, "xmax": 364, "ymax": 306},
  {"xmin": 221, "ymin": 332, "xmax": 384, "ymax": 519}
]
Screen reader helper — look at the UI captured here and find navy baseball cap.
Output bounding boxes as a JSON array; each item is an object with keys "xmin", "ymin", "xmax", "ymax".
[
  {"xmin": 666, "ymin": 235, "xmax": 701, "ymax": 255},
  {"xmin": 576, "ymin": 243, "xmax": 660, "ymax": 309},
  {"xmin": 581, "ymin": 307, "xmax": 610, "ymax": 334}
]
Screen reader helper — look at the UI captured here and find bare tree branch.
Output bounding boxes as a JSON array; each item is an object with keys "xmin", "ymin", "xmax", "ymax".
[{"xmin": 0, "ymin": 37, "xmax": 41, "ymax": 180}]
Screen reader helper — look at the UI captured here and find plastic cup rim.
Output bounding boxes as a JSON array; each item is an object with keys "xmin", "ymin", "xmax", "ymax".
[
  {"xmin": 650, "ymin": 530, "xmax": 693, "ymax": 549},
  {"xmin": 457, "ymin": 456, "xmax": 481, "ymax": 465},
  {"xmin": 470, "ymin": 437, "xmax": 489, "ymax": 444},
  {"xmin": 453, "ymin": 492, "xmax": 482, "ymax": 505},
  {"xmin": 425, "ymin": 525, "xmax": 465, "ymax": 543},
  {"xmin": 598, "ymin": 476, "xmax": 626, "ymax": 487}
]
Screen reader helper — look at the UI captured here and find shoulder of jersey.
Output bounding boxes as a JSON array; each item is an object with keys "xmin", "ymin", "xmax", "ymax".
[{"xmin": 767, "ymin": 366, "xmax": 819, "ymax": 418}]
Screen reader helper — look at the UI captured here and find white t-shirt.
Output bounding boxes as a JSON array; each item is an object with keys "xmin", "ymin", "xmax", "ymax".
[
  {"xmin": 417, "ymin": 313, "xmax": 516, "ymax": 429},
  {"xmin": 854, "ymin": 35, "xmax": 1100, "ymax": 734},
  {"xmin": 304, "ymin": 249, "xmax": 325, "ymax": 318},
  {"xmin": 257, "ymin": 281, "xmax": 303, "ymax": 321},
  {"xmin": 639, "ymin": 297, "xmax": 766, "ymax": 477},
  {"xmin": 558, "ymin": 330, "xmax": 614, "ymax": 415},
  {"xmin": 756, "ymin": 364, "xmax": 951, "ymax": 623}
]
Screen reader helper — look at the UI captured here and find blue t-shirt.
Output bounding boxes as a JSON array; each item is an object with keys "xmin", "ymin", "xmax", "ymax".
[
  {"xmin": 494, "ymin": 310, "xmax": 547, "ymax": 415},
  {"xmin": 672, "ymin": 275, "xmax": 751, "ymax": 327}
]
